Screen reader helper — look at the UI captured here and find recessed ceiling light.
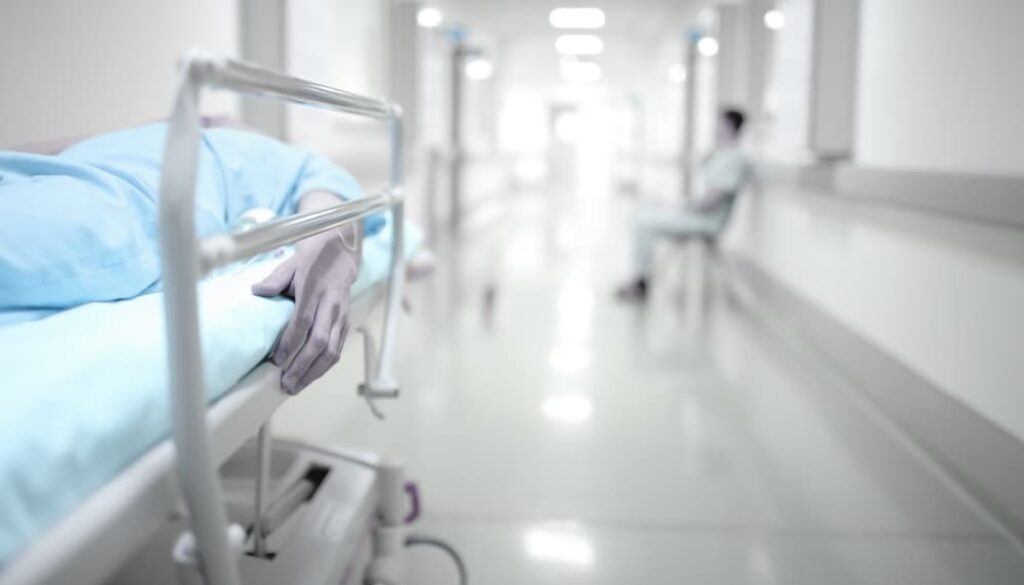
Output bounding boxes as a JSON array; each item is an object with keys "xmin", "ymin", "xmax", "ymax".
[
  {"xmin": 465, "ymin": 58, "xmax": 494, "ymax": 80},
  {"xmin": 555, "ymin": 34, "xmax": 604, "ymax": 56},
  {"xmin": 417, "ymin": 6, "xmax": 442, "ymax": 28},
  {"xmin": 549, "ymin": 7, "xmax": 606, "ymax": 29},
  {"xmin": 763, "ymin": 9, "xmax": 785, "ymax": 30},
  {"xmin": 697, "ymin": 36, "xmax": 719, "ymax": 57}
]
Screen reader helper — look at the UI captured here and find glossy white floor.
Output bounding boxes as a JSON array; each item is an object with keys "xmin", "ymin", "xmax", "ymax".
[{"xmin": 277, "ymin": 133, "xmax": 1024, "ymax": 584}]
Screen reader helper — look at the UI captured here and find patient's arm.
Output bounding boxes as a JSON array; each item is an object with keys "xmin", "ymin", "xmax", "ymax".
[
  {"xmin": 687, "ymin": 188, "xmax": 732, "ymax": 214},
  {"xmin": 251, "ymin": 190, "xmax": 363, "ymax": 394}
]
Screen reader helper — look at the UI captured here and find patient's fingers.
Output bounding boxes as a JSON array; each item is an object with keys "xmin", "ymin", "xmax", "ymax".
[
  {"xmin": 273, "ymin": 282, "xmax": 319, "ymax": 368},
  {"xmin": 252, "ymin": 261, "xmax": 296, "ymax": 297},
  {"xmin": 294, "ymin": 316, "xmax": 348, "ymax": 393},
  {"xmin": 282, "ymin": 292, "xmax": 339, "ymax": 393}
]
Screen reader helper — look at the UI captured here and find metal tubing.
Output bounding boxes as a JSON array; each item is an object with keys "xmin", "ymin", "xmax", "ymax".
[
  {"xmin": 160, "ymin": 58, "xmax": 242, "ymax": 585},
  {"xmin": 252, "ymin": 424, "xmax": 271, "ymax": 558},
  {"xmin": 375, "ymin": 200, "xmax": 404, "ymax": 387},
  {"xmin": 449, "ymin": 44, "xmax": 465, "ymax": 229},
  {"xmin": 158, "ymin": 49, "xmax": 407, "ymax": 585},
  {"xmin": 682, "ymin": 32, "xmax": 699, "ymax": 202},
  {"xmin": 199, "ymin": 192, "xmax": 396, "ymax": 273},
  {"xmin": 196, "ymin": 51, "xmax": 397, "ymax": 119},
  {"xmin": 260, "ymin": 479, "xmax": 316, "ymax": 536},
  {"xmin": 374, "ymin": 115, "xmax": 406, "ymax": 388}
]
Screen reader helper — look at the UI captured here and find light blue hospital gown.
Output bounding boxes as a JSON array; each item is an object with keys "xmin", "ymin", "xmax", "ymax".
[{"xmin": 0, "ymin": 123, "xmax": 383, "ymax": 325}]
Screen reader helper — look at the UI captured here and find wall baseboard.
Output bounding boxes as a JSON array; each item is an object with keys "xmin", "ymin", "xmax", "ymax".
[{"xmin": 729, "ymin": 253, "xmax": 1024, "ymax": 544}]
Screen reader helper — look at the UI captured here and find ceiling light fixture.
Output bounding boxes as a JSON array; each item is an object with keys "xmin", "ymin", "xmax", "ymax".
[
  {"xmin": 417, "ymin": 6, "xmax": 443, "ymax": 28},
  {"xmin": 555, "ymin": 34, "xmax": 604, "ymax": 56},
  {"xmin": 697, "ymin": 36, "xmax": 719, "ymax": 57},
  {"xmin": 763, "ymin": 9, "xmax": 785, "ymax": 30},
  {"xmin": 549, "ymin": 7, "xmax": 606, "ymax": 29},
  {"xmin": 465, "ymin": 58, "xmax": 494, "ymax": 80}
]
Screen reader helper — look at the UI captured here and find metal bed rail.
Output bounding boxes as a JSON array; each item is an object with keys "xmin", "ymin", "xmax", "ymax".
[
  {"xmin": 198, "ymin": 191, "xmax": 396, "ymax": 273},
  {"xmin": 157, "ymin": 50, "xmax": 405, "ymax": 585}
]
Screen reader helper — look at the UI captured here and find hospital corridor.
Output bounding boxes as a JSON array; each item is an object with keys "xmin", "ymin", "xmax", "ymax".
[
  {"xmin": 2, "ymin": 1, "xmax": 1024, "ymax": 584},
  {"xmin": 273, "ymin": 109, "xmax": 1024, "ymax": 583}
]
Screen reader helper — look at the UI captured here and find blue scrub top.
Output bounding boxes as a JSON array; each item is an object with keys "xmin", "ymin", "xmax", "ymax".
[{"xmin": 0, "ymin": 123, "xmax": 384, "ymax": 323}]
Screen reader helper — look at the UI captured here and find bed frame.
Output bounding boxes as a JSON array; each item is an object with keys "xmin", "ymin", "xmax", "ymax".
[{"xmin": 1, "ymin": 51, "xmax": 410, "ymax": 585}]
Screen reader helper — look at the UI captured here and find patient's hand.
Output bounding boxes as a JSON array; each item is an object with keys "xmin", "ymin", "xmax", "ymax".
[{"xmin": 252, "ymin": 229, "xmax": 360, "ymax": 394}]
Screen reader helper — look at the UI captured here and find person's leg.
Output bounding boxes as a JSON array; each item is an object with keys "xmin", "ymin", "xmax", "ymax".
[
  {"xmin": 0, "ymin": 155, "xmax": 160, "ymax": 321},
  {"xmin": 617, "ymin": 206, "xmax": 717, "ymax": 301}
]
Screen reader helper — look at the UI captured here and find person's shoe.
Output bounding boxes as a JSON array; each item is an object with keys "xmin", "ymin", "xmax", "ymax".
[{"xmin": 614, "ymin": 278, "xmax": 649, "ymax": 303}]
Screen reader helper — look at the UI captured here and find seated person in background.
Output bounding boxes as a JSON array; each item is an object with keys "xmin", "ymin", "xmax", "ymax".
[
  {"xmin": 0, "ymin": 122, "xmax": 384, "ymax": 393},
  {"xmin": 616, "ymin": 108, "xmax": 750, "ymax": 302}
]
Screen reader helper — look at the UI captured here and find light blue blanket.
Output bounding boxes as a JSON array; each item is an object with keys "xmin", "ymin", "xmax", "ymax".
[
  {"xmin": 0, "ymin": 221, "xmax": 420, "ymax": 567},
  {"xmin": 0, "ymin": 123, "xmax": 384, "ymax": 322}
]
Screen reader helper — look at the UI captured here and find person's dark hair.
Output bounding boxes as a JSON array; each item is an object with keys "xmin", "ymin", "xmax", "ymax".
[{"xmin": 722, "ymin": 108, "xmax": 746, "ymax": 134}]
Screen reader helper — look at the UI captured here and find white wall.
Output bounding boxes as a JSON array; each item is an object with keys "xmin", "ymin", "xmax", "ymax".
[
  {"xmin": 332, "ymin": 0, "xmax": 388, "ymax": 96},
  {"xmin": 0, "ymin": 0, "xmax": 238, "ymax": 148},
  {"xmin": 716, "ymin": 4, "xmax": 752, "ymax": 110},
  {"xmin": 856, "ymin": 0, "xmax": 1024, "ymax": 175},
  {"xmin": 724, "ymin": 187, "xmax": 1024, "ymax": 445},
  {"xmin": 809, "ymin": 0, "xmax": 858, "ymax": 157},
  {"xmin": 757, "ymin": 0, "xmax": 858, "ymax": 162},
  {"xmin": 762, "ymin": 0, "xmax": 814, "ymax": 163},
  {"xmin": 283, "ymin": 0, "xmax": 391, "ymax": 188},
  {"xmin": 287, "ymin": 0, "xmax": 336, "ymax": 146},
  {"xmin": 727, "ymin": 0, "xmax": 1024, "ymax": 444}
]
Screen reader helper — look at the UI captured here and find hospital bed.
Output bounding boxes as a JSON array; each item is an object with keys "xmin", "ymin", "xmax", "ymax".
[{"xmin": 0, "ymin": 51, "xmax": 454, "ymax": 585}]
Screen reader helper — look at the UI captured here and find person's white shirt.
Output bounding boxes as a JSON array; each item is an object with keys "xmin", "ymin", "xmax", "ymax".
[{"xmin": 693, "ymin": 145, "xmax": 748, "ymax": 210}]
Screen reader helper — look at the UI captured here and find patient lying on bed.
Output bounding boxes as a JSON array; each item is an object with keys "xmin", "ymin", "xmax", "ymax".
[{"xmin": 0, "ymin": 123, "xmax": 384, "ymax": 393}]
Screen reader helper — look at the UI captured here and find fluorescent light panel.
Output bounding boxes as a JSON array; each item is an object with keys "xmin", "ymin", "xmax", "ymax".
[
  {"xmin": 417, "ymin": 6, "xmax": 442, "ymax": 28},
  {"xmin": 465, "ymin": 58, "xmax": 493, "ymax": 80},
  {"xmin": 763, "ymin": 9, "xmax": 785, "ymax": 30},
  {"xmin": 549, "ymin": 7, "xmax": 606, "ymax": 29},
  {"xmin": 697, "ymin": 36, "xmax": 719, "ymax": 57},
  {"xmin": 555, "ymin": 34, "xmax": 604, "ymax": 55}
]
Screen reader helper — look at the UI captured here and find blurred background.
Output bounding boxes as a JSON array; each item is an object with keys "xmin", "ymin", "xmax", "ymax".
[{"xmin": 3, "ymin": 0, "xmax": 1024, "ymax": 583}]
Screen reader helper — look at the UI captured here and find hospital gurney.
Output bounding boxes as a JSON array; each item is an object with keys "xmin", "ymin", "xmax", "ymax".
[{"xmin": 0, "ymin": 51, "xmax": 455, "ymax": 585}]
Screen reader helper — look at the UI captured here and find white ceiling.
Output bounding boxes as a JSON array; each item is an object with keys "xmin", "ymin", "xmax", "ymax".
[
  {"xmin": 434, "ymin": 0, "xmax": 700, "ymax": 48},
  {"xmin": 426, "ymin": 0, "xmax": 712, "ymax": 93}
]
